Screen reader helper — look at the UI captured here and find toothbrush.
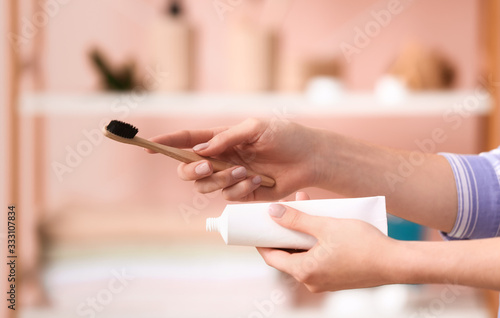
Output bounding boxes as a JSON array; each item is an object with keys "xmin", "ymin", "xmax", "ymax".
[{"xmin": 103, "ymin": 120, "xmax": 276, "ymax": 187}]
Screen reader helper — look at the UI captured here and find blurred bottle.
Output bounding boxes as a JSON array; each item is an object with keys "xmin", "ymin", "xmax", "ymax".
[
  {"xmin": 149, "ymin": 0, "xmax": 193, "ymax": 91},
  {"xmin": 227, "ymin": 20, "xmax": 277, "ymax": 92}
]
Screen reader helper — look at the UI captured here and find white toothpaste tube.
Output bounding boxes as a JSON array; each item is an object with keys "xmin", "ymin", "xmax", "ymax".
[{"xmin": 206, "ymin": 196, "xmax": 387, "ymax": 249}]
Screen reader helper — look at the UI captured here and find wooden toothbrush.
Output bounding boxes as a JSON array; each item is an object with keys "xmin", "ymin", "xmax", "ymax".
[{"xmin": 103, "ymin": 120, "xmax": 275, "ymax": 187}]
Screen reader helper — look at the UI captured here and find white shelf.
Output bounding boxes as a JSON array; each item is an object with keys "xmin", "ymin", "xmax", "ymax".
[{"xmin": 20, "ymin": 91, "xmax": 492, "ymax": 117}]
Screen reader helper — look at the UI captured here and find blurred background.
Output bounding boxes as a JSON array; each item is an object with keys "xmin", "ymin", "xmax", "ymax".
[{"xmin": 1, "ymin": 0, "xmax": 500, "ymax": 317}]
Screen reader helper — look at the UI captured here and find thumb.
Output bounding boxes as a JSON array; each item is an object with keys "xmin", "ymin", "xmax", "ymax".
[
  {"xmin": 268, "ymin": 204, "xmax": 325, "ymax": 237},
  {"xmin": 193, "ymin": 119, "xmax": 262, "ymax": 156}
]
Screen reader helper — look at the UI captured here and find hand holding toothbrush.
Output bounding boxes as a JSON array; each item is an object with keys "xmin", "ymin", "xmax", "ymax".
[{"xmin": 147, "ymin": 118, "xmax": 321, "ymax": 201}]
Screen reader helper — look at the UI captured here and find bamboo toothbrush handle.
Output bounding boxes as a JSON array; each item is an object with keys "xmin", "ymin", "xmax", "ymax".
[{"xmin": 133, "ymin": 136, "xmax": 275, "ymax": 188}]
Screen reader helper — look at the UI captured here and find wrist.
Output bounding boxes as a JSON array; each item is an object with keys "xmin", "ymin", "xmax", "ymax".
[
  {"xmin": 371, "ymin": 238, "xmax": 410, "ymax": 285},
  {"xmin": 294, "ymin": 125, "xmax": 333, "ymax": 188},
  {"xmin": 384, "ymin": 241, "xmax": 450, "ymax": 286},
  {"xmin": 383, "ymin": 240, "xmax": 417, "ymax": 285},
  {"xmin": 373, "ymin": 239, "xmax": 434, "ymax": 286},
  {"xmin": 312, "ymin": 129, "xmax": 349, "ymax": 190}
]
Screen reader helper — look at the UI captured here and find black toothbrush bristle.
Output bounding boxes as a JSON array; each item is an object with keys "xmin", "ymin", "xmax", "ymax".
[{"xmin": 106, "ymin": 120, "xmax": 139, "ymax": 139}]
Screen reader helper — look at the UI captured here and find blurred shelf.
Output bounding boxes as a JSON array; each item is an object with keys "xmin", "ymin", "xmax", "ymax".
[{"xmin": 20, "ymin": 91, "xmax": 491, "ymax": 117}]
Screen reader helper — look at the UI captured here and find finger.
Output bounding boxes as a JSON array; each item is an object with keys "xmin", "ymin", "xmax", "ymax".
[
  {"xmin": 295, "ymin": 191, "xmax": 310, "ymax": 201},
  {"xmin": 146, "ymin": 127, "xmax": 228, "ymax": 153},
  {"xmin": 267, "ymin": 204, "xmax": 326, "ymax": 237},
  {"xmin": 194, "ymin": 118, "xmax": 264, "ymax": 157},
  {"xmin": 256, "ymin": 247, "xmax": 298, "ymax": 275},
  {"xmin": 177, "ymin": 161, "xmax": 213, "ymax": 181},
  {"xmin": 194, "ymin": 166, "xmax": 248, "ymax": 193},
  {"xmin": 221, "ymin": 176, "xmax": 262, "ymax": 201},
  {"xmin": 278, "ymin": 191, "xmax": 309, "ymax": 203}
]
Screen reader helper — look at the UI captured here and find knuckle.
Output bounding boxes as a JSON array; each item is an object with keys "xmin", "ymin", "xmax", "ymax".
[
  {"xmin": 221, "ymin": 177, "xmax": 258, "ymax": 201},
  {"xmin": 295, "ymin": 274, "xmax": 307, "ymax": 285},
  {"xmin": 210, "ymin": 133, "xmax": 222, "ymax": 145},
  {"xmin": 177, "ymin": 164, "xmax": 190, "ymax": 181},
  {"xmin": 262, "ymin": 256, "xmax": 273, "ymax": 267},
  {"xmin": 178, "ymin": 130, "xmax": 192, "ymax": 146},
  {"xmin": 293, "ymin": 268, "xmax": 310, "ymax": 285},
  {"xmin": 314, "ymin": 220, "xmax": 328, "ymax": 235},
  {"xmin": 221, "ymin": 189, "xmax": 235, "ymax": 201},
  {"xmin": 241, "ymin": 179, "xmax": 255, "ymax": 193},
  {"xmin": 211, "ymin": 131, "xmax": 229, "ymax": 146},
  {"xmin": 193, "ymin": 180, "xmax": 210, "ymax": 194},
  {"xmin": 238, "ymin": 194, "xmax": 251, "ymax": 202},
  {"xmin": 306, "ymin": 284, "xmax": 323, "ymax": 293},
  {"xmin": 244, "ymin": 117, "xmax": 263, "ymax": 131},
  {"xmin": 287, "ymin": 212, "xmax": 303, "ymax": 229},
  {"xmin": 214, "ymin": 171, "xmax": 232, "ymax": 188},
  {"xmin": 241, "ymin": 190, "xmax": 256, "ymax": 202},
  {"xmin": 246, "ymin": 117, "xmax": 260, "ymax": 125}
]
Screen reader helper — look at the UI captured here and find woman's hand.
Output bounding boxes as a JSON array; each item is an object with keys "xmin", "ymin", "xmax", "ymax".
[
  {"xmin": 148, "ymin": 118, "xmax": 323, "ymax": 201},
  {"xmin": 259, "ymin": 194, "xmax": 500, "ymax": 292},
  {"xmin": 257, "ymin": 201, "xmax": 400, "ymax": 292}
]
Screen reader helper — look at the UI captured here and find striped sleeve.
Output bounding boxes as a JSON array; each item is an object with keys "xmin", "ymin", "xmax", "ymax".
[{"xmin": 439, "ymin": 147, "xmax": 500, "ymax": 240}]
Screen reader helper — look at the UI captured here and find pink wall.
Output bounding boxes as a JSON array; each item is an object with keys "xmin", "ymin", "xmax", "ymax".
[{"xmin": 18, "ymin": 0, "xmax": 482, "ymax": 92}]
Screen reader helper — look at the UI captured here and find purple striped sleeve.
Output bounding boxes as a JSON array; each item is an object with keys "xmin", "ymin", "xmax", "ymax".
[{"xmin": 439, "ymin": 147, "xmax": 500, "ymax": 240}]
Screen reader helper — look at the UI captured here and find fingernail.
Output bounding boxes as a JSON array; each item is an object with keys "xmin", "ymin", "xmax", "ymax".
[
  {"xmin": 193, "ymin": 142, "xmax": 209, "ymax": 152},
  {"xmin": 268, "ymin": 204, "xmax": 286, "ymax": 218},
  {"xmin": 195, "ymin": 162, "xmax": 210, "ymax": 175},
  {"xmin": 231, "ymin": 166, "xmax": 247, "ymax": 179},
  {"xmin": 252, "ymin": 175, "xmax": 262, "ymax": 185}
]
